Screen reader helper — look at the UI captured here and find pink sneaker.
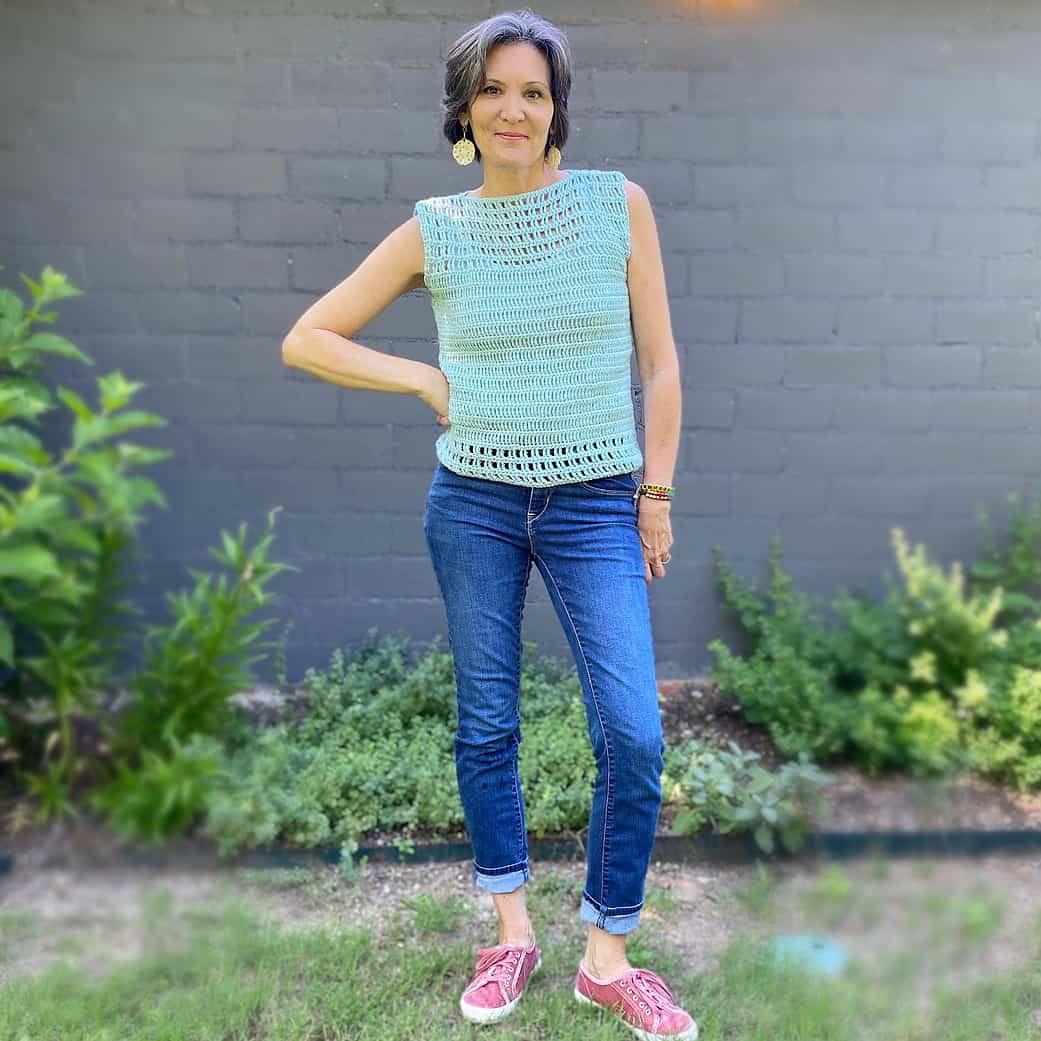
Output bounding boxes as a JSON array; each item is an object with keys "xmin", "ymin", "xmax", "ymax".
[
  {"xmin": 574, "ymin": 959, "xmax": 699, "ymax": 1040},
  {"xmin": 459, "ymin": 937, "xmax": 542, "ymax": 1024}
]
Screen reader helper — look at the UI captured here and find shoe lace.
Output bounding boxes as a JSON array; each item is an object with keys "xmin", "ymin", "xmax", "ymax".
[
  {"xmin": 629, "ymin": 969, "xmax": 677, "ymax": 1018},
  {"xmin": 473, "ymin": 945, "xmax": 524, "ymax": 987}
]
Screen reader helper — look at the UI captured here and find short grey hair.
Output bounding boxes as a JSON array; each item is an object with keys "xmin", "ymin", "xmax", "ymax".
[{"xmin": 441, "ymin": 9, "xmax": 573, "ymax": 165}]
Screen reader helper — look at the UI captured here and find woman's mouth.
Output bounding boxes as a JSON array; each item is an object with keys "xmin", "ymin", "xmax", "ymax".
[{"xmin": 496, "ymin": 133, "xmax": 526, "ymax": 140}]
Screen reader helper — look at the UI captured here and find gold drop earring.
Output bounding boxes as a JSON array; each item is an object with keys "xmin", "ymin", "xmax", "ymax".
[
  {"xmin": 545, "ymin": 136, "xmax": 561, "ymax": 171},
  {"xmin": 453, "ymin": 121, "xmax": 476, "ymax": 166}
]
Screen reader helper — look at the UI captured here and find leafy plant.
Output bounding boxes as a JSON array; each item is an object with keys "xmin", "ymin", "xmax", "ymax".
[
  {"xmin": 972, "ymin": 489, "xmax": 1041, "ymax": 622},
  {"xmin": 1, "ymin": 264, "xmax": 170, "ymax": 810},
  {"xmin": 708, "ymin": 537, "xmax": 856, "ymax": 762},
  {"xmin": 200, "ymin": 631, "xmax": 600, "ymax": 860},
  {"xmin": 90, "ymin": 733, "xmax": 225, "ymax": 845},
  {"xmin": 710, "ymin": 513, "xmax": 1041, "ymax": 790},
  {"xmin": 89, "ymin": 508, "xmax": 296, "ymax": 841},
  {"xmin": 663, "ymin": 738, "xmax": 833, "ymax": 854}
]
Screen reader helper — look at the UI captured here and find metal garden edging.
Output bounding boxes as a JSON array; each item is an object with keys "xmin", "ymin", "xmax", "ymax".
[{"xmin": 5, "ymin": 829, "xmax": 1041, "ymax": 875}]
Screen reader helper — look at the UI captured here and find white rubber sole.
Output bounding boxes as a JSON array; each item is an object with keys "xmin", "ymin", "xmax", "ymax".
[
  {"xmin": 459, "ymin": 956, "xmax": 542, "ymax": 1025},
  {"xmin": 574, "ymin": 986, "xmax": 700, "ymax": 1041}
]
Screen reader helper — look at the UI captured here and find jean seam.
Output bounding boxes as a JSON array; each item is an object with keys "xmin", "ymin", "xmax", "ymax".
[
  {"xmin": 513, "ymin": 555, "xmax": 533, "ymax": 866},
  {"xmin": 533, "ymin": 549, "xmax": 613, "ymax": 910},
  {"xmin": 578, "ymin": 474, "xmax": 638, "ymax": 495},
  {"xmin": 581, "ymin": 890, "xmax": 644, "ymax": 914},
  {"xmin": 474, "ymin": 857, "xmax": 529, "ymax": 873},
  {"xmin": 526, "ymin": 489, "xmax": 552, "ymax": 528}
]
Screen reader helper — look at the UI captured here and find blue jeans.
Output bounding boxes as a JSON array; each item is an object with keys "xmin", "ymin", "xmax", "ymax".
[{"xmin": 423, "ymin": 462, "xmax": 666, "ymax": 935}]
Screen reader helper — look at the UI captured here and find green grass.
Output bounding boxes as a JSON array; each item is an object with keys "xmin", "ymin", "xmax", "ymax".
[{"xmin": 2, "ymin": 863, "xmax": 1041, "ymax": 1040}]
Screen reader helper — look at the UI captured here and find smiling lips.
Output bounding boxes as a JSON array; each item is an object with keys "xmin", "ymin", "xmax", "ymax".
[{"xmin": 497, "ymin": 133, "xmax": 526, "ymax": 139}]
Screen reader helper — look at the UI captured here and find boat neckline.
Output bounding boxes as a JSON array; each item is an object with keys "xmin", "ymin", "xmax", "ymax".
[{"xmin": 457, "ymin": 169, "xmax": 576, "ymax": 202}]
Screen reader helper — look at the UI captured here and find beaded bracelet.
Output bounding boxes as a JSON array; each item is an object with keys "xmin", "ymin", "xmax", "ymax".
[{"xmin": 635, "ymin": 482, "xmax": 675, "ymax": 503}]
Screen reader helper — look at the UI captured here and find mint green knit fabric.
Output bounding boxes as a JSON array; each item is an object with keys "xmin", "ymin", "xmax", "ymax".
[{"xmin": 413, "ymin": 168, "xmax": 644, "ymax": 487}]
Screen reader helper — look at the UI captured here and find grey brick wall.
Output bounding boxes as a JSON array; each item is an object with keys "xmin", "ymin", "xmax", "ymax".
[{"xmin": 2, "ymin": 0, "xmax": 1040, "ymax": 681}]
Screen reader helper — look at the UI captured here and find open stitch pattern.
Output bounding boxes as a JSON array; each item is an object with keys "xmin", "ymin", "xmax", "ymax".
[{"xmin": 414, "ymin": 169, "xmax": 644, "ymax": 486}]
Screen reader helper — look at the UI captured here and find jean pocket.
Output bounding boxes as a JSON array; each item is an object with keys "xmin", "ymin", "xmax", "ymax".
[{"xmin": 577, "ymin": 472, "xmax": 639, "ymax": 496}]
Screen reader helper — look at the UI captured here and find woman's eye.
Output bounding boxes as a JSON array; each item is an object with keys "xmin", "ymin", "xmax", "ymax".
[{"xmin": 483, "ymin": 86, "xmax": 542, "ymax": 98}]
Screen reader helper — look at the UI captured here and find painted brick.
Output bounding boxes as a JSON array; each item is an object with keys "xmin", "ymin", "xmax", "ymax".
[
  {"xmin": 6, "ymin": 2, "xmax": 1040, "ymax": 680},
  {"xmin": 793, "ymin": 163, "xmax": 886, "ymax": 207},
  {"xmin": 930, "ymin": 389, "xmax": 1033, "ymax": 430},
  {"xmin": 831, "ymin": 389, "xmax": 932, "ymax": 431},
  {"xmin": 984, "ymin": 258, "xmax": 1041, "ymax": 297},
  {"xmin": 289, "ymin": 157, "xmax": 386, "ymax": 200},
  {"xmin": 737, "ymin": 388, "xmax": 834, "ymax": 429},
  {"xmin": 741, "ymin": 300, "xmax": 835, "ymax": 343},
  {"xmin": 936, "ymin": 303, "xmax": 1036, "ymax": 346},
  {"xmin": 291, "ymin": 61, "xmax": 393, "ymax": 108},
  {"xmin": 733, "ymin": 474, "xmax": 830, "ymax": 515},
  {"xmin": 694, "ymin": 165, "xmax": 788, "ymax": 207},
  {"xmin": 785, "ymin": 255, "xmax": 885, "ymax": 297},
  {"xmin": 741, "ymin": 117, "xmax": 843, "ymax": 161},
  {"xmin": 885, "ymin": 345, "xmax": 982, "ymax": 387},
  {"xmin": 643, "ymin": 116, "xmax": 739, "ymax": 161},
  {"xmin": 943, "ymin": 122, "xmax": 1036, "ymax": 162},
  {"xmin": 837, "ymin": 211, "xmax": 934, "ymax": 253},
  {"xmin": 682, "ymin": 388, "xmax": 735, "ymax": 429},
  {"xmin": 785, "ymin": 346, "xmax": 882, "ymax": 386},
  {"xmin": 187, "ymin": 245, "xmax": 290, "ymax": 289},
  {"xmin": 982, "ymin": 346, "xmax": 1041, "ymax": 387},
  {"xmin": 884, "ymin": 257, "xmax": 982, "ymax": 297},
  {"xmin": 938, "ymin": 213, "xmax": 1035, "ymax": 255},
  {"xmin": 838, "ymin": 301, "xmax": 933, "ymax": 344},
  {"xmin": 690, "ymin": 253, "xmax": 784, "ymax": 296},
  {"xmin": 187, "ymin": 154, "xmax": 287, "ymax": 196},
  {"xmin": 670, "ymin": 299, "xmax": 739, "ymax": 344},
  {"xmin": 566, "ymin": 118, "xmax": 641, "ymax": 160},
  {"xmin": 137, "ymin": 200, "xmax": 235, "ymax": 242},
  {"xmin": 235, "ymin": 107, "xmax": 339, "ymax": 151},
  {"xmin": 594, "ymin": 69, "xmax": 689, "ymax": 113},
  {"xmin": 657, "ymin": 209, "xmax": 736, "ymax": 252},
  {"xmin": 736, "ymin": 208, "xmax": 835, "ymax": 252}
]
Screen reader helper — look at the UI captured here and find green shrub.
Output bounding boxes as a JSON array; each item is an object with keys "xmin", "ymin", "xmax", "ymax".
[
  {"xmin": 89, "ymin": 732, "xmax": 225, "ymax": 845},
  {"xmin": 972, "ymin": 489, "xmax": 1041, "ymax": 622},
  {"xmin": 88, "ymin": 508, "xmax": 294, "ymax": 841},
  {"xmin": 1, "ymin": 264, "xmax": 300, "ymax": 835},
  {"xmin": 662, "ymin": 738, "xmax": 832, "ymax": 854},
  {"xmin": 710, "ymin": 512, "xmax": 1041, "ymax": 789},
  {"xmin": 0, "ymin": 265, "xmax": 170, "ymax": 810},
  {"xmin": 707, "ymin": 537, "xmax": 857, "ymax": 762},
  {"xmin": 202, "ymin": 632, "xmax": 600, "ymax": 859}
]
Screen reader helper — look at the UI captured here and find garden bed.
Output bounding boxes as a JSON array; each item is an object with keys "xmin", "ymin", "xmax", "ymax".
[
  {"xmin": 4, "ymin": 676, "xmax": 1041, "ymax": 875},
  {"xmin": 656, "ymin": 678, "xmax": 1041, "ymax": 834}
]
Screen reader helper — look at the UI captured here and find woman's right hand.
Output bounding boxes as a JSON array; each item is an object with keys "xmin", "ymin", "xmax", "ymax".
[{"xmin": 418, "ymin": 366, "xmax": 451, "ymax": 427}]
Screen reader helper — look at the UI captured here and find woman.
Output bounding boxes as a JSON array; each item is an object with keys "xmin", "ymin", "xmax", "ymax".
[{"xmin": 282, "ymin": 10, "xmax": 694, "ymax": 1039}]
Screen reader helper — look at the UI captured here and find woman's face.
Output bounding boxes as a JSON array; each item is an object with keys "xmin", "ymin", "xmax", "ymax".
[{"xmin": 462, "ymin": 41, "xmax": 555, "ymax": 168}]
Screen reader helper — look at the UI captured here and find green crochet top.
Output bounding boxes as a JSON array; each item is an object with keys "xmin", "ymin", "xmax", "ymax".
[{"xmin": 413, "ymin": 168, "xmax": 644, "ymax": 486}]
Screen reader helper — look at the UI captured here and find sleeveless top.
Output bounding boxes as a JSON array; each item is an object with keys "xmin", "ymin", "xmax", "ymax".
[{"xmin": 413, "ymin": 168, "xmax": 644, "ymax": 487}]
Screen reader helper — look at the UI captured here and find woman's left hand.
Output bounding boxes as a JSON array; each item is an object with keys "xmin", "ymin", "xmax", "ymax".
[{"xmin": 637, "ymin": 497, "xmax": 673, "ymax": 584}]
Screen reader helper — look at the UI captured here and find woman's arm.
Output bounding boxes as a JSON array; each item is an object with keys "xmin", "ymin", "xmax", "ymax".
[
  {"xmin": 625, "ymin": 177, "xmax": 679, "ymax": 584},
  {"xmin": 281, "ymin": 215, "xmax": 444, "ymax": 407},
  {"xmin": 624, "ymin": 178, "xmax": 682, "ymax": 489}
]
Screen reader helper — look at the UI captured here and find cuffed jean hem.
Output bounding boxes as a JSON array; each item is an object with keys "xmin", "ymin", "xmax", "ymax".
[
  {"xmin": 579, "ymin": 893, "xmax": 643, "ymax": 935},
  {"xmin": 472, "ymin": 860, "xmax": 531, "ymax": 894}
]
